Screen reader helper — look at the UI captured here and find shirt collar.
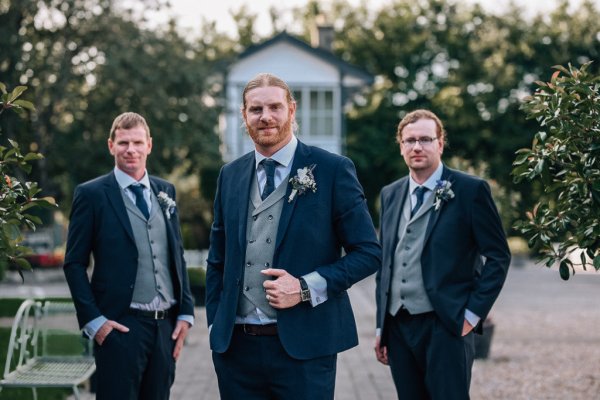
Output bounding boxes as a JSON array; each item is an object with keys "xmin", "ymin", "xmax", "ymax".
[
  {"xmin": 408, "ymin": 162, "xmax": 444, "ymax": 194},
  {"xmin": 113, "ymin": 167, "xmax": 151, "ymax": 190},
  {"xmin": 254, "ymin": 135, "xmax": 298, "ymax": 169}
]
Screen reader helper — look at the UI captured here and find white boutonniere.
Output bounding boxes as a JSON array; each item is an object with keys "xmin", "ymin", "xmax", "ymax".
[
  {"xmin": 157, "ymin": 191, "xmax": 176, "ymax": 219},
  {"xmin": 433, "ymin": 180, "xmax": 454, "ymax": 211},
  {"xmin": 288, "ymin": 164, "xmax": 317, "ymax": 203}
]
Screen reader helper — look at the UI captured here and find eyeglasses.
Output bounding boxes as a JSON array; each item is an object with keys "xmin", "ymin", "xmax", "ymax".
[{"xmin": 401, "ymin": 137, "xmax": 438, "ymax": 148}]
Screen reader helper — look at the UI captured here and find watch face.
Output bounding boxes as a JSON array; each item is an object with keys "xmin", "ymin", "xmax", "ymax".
[{"xmin": 301, "ymin": 290, "xmax": 311, "ymax": 302}]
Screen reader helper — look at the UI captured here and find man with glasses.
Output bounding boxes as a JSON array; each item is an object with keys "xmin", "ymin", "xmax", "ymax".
[{"xmin": 374, "ymin": 109, "xmax": 510, "ymax": 399}]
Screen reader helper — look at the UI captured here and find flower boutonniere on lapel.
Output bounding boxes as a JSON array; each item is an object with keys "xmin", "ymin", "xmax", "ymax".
[
  {"xmin": 288, "ymin": 164, "xmax": 317, "ymax": 203},
  {"xmin": 433, "ymin": 180, "xmax": 455, "ymax": 211},
  {"xmin": 157, "ymin": 191, "xmax": 176, "ymax": 219}
]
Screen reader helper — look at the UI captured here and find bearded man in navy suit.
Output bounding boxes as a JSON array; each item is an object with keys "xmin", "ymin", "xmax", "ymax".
[
  {"xmin": 374, "ymin": 109, "xmax": 511, "ymax": 399},
  {"xmin": 64, "ymin": 112, "xmax": 194, "ymax": 399},
  {"xmin": 206, "ymin": 73, "xmax": 381, "ymax": 400}
]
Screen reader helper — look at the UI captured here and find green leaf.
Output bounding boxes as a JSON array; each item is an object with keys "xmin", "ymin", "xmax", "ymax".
[
  {"xmin": 559, "ymin": 260, "xmax": 571, "ymax": 280},
  {"xmin": 8, "ymin": 86, "xmax": 27, "ymax": 102},
  {"xmin": 594, "ymin": 255, "xmax": 600, "ymax": 271},
  {"xmin": 0, "ymin": 82, "xmax": 6, "ymax": 94},
  {"xmin": 13, "ymin": 257, "xmax": 31, "ymax": 271},
  {"xmin": 24, "ymin": 214, "xmax": 42, "ymax": 225},
  {"xmin": 3, "ymin": 223, "xmax": 21, "ymax": 241},
  {"xmin": 7, "ymin": 139, "xmax": 19, "ymax": 149},
  {"xmin": 24, "ymin": 152, "xmax": 43, "ymax": 161},
  {"xmin": 12, "ymin": 99, "xmax": 35, "ymax": 111}
]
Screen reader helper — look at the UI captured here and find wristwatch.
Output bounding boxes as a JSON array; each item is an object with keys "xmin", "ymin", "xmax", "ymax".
[{"xmin": 298, "ymin": 277, "xmax": 311, "ymax": 302}]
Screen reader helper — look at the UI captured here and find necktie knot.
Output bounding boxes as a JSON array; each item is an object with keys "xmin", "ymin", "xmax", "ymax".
[
  {"xmin": 260, "ymin": 159, "xmax": 278, "ymax": 200},
  {"xmin": 130, "ymin": 184, "xmax": 150, "ymax": 219},
  {"xmin": 411, "ymin": 186, "xmax": 427, "ymax": 218}
]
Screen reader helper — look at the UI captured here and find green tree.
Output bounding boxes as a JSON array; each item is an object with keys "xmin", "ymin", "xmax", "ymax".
[
  {"xmin": 1, "ymin": 0, "xmax": 225, "ymax": 248},
  {"xmin": 0, "ymin": 83, "xmax": 56, "ymax": 279},
  {"xmin": 512, "ymin": 62, "xmax": 600, "ymax": 279},
  {"xmin": 304, "ymin": 0, "xmax": 600, "ymax": 225}
]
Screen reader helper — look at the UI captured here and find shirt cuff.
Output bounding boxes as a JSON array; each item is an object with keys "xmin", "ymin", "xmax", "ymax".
[
  {"xmin": 376, "ymin": 328, "xmax": 381, "ymax": 337},
  {"xmin": 302, "ymin": 271, "xmax": 328, "ymax": 307},
  {"xmin": 464, "ymin": 309, "xmax": 481, "ymax": 328},
  {"xmin": 83, "ymin": 315, "xmax": 107, "ymax": 339},
  {"xmin": 178, "ymin": 314, "xmax": 194, "ymax": 326}
]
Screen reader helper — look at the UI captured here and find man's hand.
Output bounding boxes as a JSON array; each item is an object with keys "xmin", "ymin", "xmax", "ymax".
[
  {"xmin": 374, "ymin": 335, "xmax": 389, "ymax": 365},
  {"xmin": 261, "ymin": 268, "xmax": 301, "ymax": 309},
  {"xmin": 171, "ymin": 320, "xmax": 191, "ymax": 361},
  {"xmin": 462, "ymin": 319, "xmax": 474, "ymax": 336},
  {"xmin": 95, "ymin": 320, "xmax": 129, "ymax": 346}
]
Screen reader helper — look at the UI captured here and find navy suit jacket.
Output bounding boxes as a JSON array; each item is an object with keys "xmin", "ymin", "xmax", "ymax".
[
  {"xmin": 376, "ymin": 166, "xmax": 510, "ymax": 340},
  {"xmin": 206, "ymin": 141, "xmax": 381, "ymax": 360},
  {"xmin": 64, "ymin": 172, "xmax": 195, "ymax": 329}
]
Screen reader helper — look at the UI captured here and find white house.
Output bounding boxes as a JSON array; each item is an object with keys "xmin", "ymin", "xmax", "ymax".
[{"xmin": 221, "ymin": 30, "xmax": 374, "ymax": 162}]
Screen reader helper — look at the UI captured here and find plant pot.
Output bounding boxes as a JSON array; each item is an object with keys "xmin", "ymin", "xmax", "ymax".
[
  {"xmin": 474, "ymin": 321, "xmax": 495, "ymax": 359},
  {"xmin": 190, "ymin": 285, "xmax": 206, "ymax": 307}
]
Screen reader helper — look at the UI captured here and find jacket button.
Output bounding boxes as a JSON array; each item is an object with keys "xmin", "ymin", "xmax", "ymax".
[
  {"xmin": 244, "ymin": 286, "xmax": 250, "ymax": 291},
  {"xmin": 253, "ymin": 216, "xmax": 258, "ymax": 221},
  {"xmin": 246, "ymin": 262, "xmax": 252, "ymax": 267},
  {"xmin": 268, "ymin": 215, "xmax": 273, "ymax": 220},
  {"xmin": 264, "ymin": 262, "xmax": 270, "ymax": 267},
  {"xmin": 266, "ymin": 238, "xmax": 271, "ymax": 244}
]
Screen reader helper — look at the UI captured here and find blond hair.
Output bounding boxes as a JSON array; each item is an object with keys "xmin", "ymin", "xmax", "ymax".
[{"xmin": 109, "ymin": 112, "xmax": 150, "ymax": 140}]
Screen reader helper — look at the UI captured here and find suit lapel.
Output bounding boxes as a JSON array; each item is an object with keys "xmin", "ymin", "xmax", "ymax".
[
  {"xmin": 104, "ymin": 173, "xmax": 136, "ymax": 244},
  {"xmin": 424, "ymin": 166, "xmax": 452, "ymax": 245},
  {"xmin": 274, "ymin": 141, "xmax": 312, "ymax": 252},
  {"xmin": 237, "ymin": 154, "xmax": 256, "ymax": 251},
  {"xmin": 386, "ymin": 178, "xmax": 409, "ymax": 260}
]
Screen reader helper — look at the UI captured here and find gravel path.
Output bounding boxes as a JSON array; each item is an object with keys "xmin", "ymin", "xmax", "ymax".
[
  {"xmin": 3, "ymin": 261, "xmax": 600, "ymax": 399},
  {"xmin": 470, "ymin": 263, "xmax": 600, "ymax": 399}
]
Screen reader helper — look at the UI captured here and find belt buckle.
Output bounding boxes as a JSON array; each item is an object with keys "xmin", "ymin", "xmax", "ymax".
[
  {"xmin": 154, "ymin": 310, "xmax": 165, "ymax": 320},
  {"xmin": 242, "ymin": 324, "xmax": 257, "ymax": 336}
]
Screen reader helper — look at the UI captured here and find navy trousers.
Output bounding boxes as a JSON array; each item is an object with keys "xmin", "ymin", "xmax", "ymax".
[
  {"xmin": 93, "ymin": 314, "xmax": 176, "ymax": 400},
  {"xmin": 212, "ymin": 327, "xmax": 337, "ymax": 400},
  {"xmin": 385, "ymin": 309, "xmax": 475, "ymax": 400}
]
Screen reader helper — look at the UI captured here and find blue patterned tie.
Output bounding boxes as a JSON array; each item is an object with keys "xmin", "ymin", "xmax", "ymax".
[
  {"xmin": 411, "ymin": 186, "xmax": 427, "ymax": 218},
  {"xmin": 261, "ymin": 159, "xmax": 278, "ymax": 201},
  {"xmin": 130, "ymin": 184, "xmax": 150, "ymax": 219}
]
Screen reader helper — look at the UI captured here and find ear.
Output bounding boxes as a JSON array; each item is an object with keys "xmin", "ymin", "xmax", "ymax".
[{"xmin": 108, "ymin": 138, "xmax": 115, "ymax": 155}]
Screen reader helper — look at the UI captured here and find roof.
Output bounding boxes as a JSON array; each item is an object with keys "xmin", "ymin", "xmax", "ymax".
[{"xmin": 233, "ymin": 31, "xmax": 374, "ymax": 85}]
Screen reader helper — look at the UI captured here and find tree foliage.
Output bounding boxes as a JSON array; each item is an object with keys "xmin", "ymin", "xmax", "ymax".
[
  {"xmin": 1, "ymin": 0, "xmax": 226, "ymax": 248},
  {"xmin": 512, "ymin": 62, "xmax": 600, "ymax": 279},
  {"xmin": 0, "ymin": 83, "xmax": 56, "ymax": 279},
  {"xmin": 294, "ymin": 0, "xmax": 600, "ymax": 225}
]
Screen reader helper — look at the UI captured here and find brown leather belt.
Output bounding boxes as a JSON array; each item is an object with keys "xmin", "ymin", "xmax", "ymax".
[{"xmin": 235, "ymin": 323, "xmax": 278, "ymax": 336}]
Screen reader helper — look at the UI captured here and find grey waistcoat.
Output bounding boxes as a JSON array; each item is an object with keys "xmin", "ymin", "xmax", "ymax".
[
  {"xmin": 388, "ymin": 190, "xmax": 435, "ymax": 316},
  {"xmin": 121, "ymin": 190, "xmax": 175, "ymax": 304},
  {"xmin": 237, "ymin": 173, "xmax": 288, "ymax": 319}
]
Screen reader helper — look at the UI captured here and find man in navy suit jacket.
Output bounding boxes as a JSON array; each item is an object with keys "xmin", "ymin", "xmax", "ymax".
[
  {"xmin": 206, "ymin": 73, "xmax": 381, "ymax": 399},
  {"xmin": 374, "ymin": 109, "xmax": 511, "ymax": 399},
  {"xmin": 64, "ymin": 112, "xmax": 194, "ymax": 399}
]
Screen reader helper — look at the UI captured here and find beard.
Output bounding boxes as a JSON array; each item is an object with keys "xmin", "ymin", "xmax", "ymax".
[{"xmin": 246, "ymin": 116, "xmax": 294, "ymax": 148}]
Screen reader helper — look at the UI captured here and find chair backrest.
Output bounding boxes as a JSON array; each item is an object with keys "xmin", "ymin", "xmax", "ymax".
[
  {"xmin": 39, "ymin": 301, "xmax": 93, "ymax": 358},
  {"xmin": 2, "ymin": 299, "xmax": 42, "ymax": 378}
]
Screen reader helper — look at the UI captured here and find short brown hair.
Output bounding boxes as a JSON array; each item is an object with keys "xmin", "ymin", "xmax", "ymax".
[
  {"xmin": 396, "ymin": 109, "xmax": 446, "ymax": 146},
  {"xmin": 109, "ymin": 112, "xmax": 150, "ymax": 141}
]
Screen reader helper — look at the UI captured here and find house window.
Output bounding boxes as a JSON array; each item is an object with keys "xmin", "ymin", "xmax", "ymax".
[{"xmin": 292, "ymin": 88, "xmax": 336, "ymax": 137}]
